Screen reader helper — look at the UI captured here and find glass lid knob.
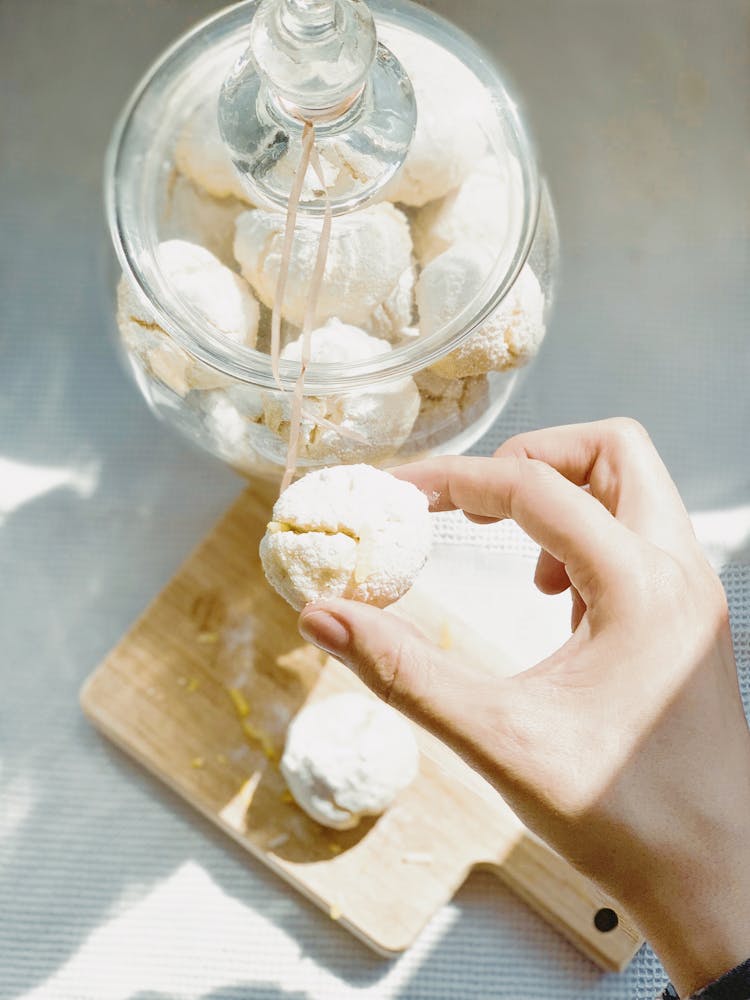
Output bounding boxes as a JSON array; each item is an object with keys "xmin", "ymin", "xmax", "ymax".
[{"xmin": 218, "ymin": 0, "xmax": 417, "ymax": 217}]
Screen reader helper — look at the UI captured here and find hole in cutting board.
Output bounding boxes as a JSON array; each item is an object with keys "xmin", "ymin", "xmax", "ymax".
[{"xmin": 594, "ymin": 907, "xmax": 619, "ymax": 933}]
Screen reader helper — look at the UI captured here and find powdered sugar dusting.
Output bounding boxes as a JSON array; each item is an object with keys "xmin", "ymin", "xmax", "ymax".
[{"xmin": 260, "ymin": 464, "xmax": 432, "ymax": 611}]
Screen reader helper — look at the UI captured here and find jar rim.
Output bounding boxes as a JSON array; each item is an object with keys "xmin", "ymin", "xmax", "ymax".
[{"xmin": 105, "ymin": 0, "xmax": 541, "ymax": 393}]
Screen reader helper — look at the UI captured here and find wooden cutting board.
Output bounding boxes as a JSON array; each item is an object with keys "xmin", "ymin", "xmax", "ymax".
[{"xmin": 80, "ymin": 485, "xmax": 642, "ymax": 970}]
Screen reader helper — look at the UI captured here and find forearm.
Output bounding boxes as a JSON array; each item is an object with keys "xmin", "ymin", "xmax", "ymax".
[{"xmin": 625, "ymin": 817, "xmax": 750, "ymax": 997}]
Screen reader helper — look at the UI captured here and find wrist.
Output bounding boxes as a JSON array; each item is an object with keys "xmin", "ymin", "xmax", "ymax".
[{"xmin": 623, "ymin": 807, "xmax": 750, "ymax": 997}]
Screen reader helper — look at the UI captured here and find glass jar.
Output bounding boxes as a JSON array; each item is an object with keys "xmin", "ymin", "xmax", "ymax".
[{"xmin": 106, "ymin": 0, "xmax": 558, "ymax": 481}]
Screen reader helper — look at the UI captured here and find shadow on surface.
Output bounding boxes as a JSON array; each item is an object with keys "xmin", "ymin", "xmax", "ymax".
[
  {"xmin": 97, "ymin": 737, "xmax": 390, "ymax": 982},
  {"xmin": 131, "ymin": 986, "xmax": 310, "ymax": 1000}
]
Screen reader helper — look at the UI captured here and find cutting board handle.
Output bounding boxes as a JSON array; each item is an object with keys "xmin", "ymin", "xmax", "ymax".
[{"xmin": 479, "ymin": 832, "xmax": 642, "ymax": 972}]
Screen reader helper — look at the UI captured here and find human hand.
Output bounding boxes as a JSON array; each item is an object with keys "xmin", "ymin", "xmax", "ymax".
[{"xmin": 299, "ymin": 419, "xmax": 750, "ymax": 997}]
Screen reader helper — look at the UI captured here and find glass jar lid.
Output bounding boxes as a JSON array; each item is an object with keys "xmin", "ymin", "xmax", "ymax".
[
  {"xmin": 106, "ymin": 0, "xmax": 541, "ymax": 393},
  {"xmin": 219, "ymin": 0, "xmax": 419, "ymax": 216}
]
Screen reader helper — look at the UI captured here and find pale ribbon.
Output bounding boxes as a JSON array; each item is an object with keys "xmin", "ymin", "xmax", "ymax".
[{"xmin": 271, "ymin": 122, "xmax": 368, "ymax": 496}]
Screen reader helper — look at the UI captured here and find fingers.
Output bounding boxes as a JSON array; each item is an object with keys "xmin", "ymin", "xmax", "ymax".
[
  {"xmin": 533, "ymin": 550, "xmax": 585, "ymax": 630},
  {"xmin": 493, "ymin": 419, "xmax": 696, "ymax": 556},
  {"xmin": 464, "ymin": 512, "xmax": 499, "ymax": 526},
  {"xmin": 570, "ymin": 588, "xmax": 587, "ymax": 631},
  {"xmin": 393, "ymin": 454, "xmax": 641, "ymax": 604},
  {"xmin": 535, "ymin": 548, "xmax": 571, "ymax": 595},
  {"xmin": 298, "ymin": 598, "xmax": 508, "ymax": 754}
]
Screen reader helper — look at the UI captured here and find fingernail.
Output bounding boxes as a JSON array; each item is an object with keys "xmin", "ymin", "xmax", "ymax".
[{"xmin": 299, "ymin": 608, "xmax": 351, "ymax": 655}]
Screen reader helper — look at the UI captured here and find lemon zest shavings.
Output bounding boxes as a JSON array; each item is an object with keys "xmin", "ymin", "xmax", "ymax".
[
  {"xmin": 228, "ymin": 687, "xmax": 250, "ymax": 718},
  {"xmin": 242, "ymin": 720, "xmax": 278, "ymax": 761},
  {"xmin": 438, "ymin": 621, "xmax": 453, "ymax": 650}
]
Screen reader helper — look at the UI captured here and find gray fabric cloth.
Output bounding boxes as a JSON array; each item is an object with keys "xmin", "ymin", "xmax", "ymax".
[
  {"xmin": 1, "ymin": 1, "xmax": 748, "ymax": 998},
  {"xmin": 663, "ymin": 957, "xmax": 750, "ymax": 999}
]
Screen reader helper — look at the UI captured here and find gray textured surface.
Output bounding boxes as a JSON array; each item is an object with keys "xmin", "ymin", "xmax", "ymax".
[{"xmin": 1, "ymin": 1, "xmax": 748, "ymax": 998}]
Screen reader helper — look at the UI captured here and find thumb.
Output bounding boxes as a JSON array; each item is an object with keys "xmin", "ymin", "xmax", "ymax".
[{"xmin": 298, "ymin": 597, "xmax": 512, "ymax": 767}]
